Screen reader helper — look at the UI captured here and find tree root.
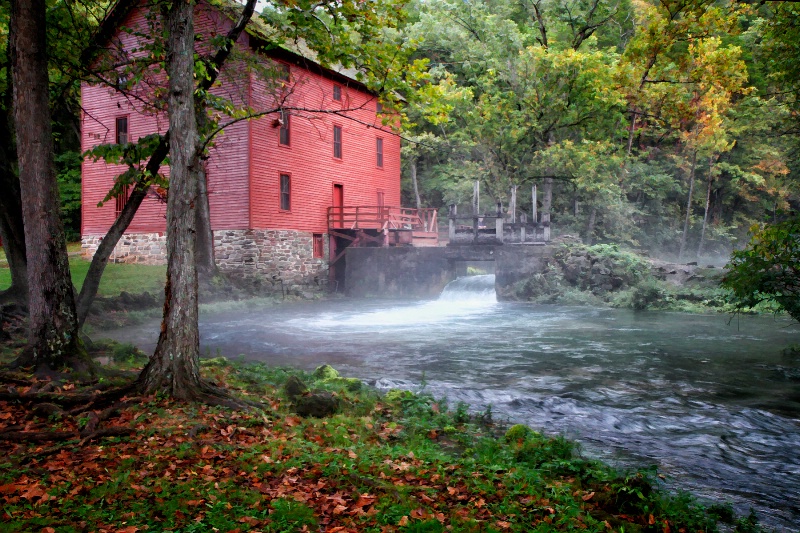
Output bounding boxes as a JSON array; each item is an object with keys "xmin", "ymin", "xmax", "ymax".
[
  {"xmin": 0, "ymin": 430, "xmax": 76, "ymax": 443},
  {"xmin": 0, "ymin": 381, "xmax": 137, "ymax": 408}
]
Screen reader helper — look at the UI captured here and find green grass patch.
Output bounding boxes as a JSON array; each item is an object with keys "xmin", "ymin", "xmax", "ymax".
[{"xmin": 0, "ymin": 252, "xmax": 165, "ymax": 297}]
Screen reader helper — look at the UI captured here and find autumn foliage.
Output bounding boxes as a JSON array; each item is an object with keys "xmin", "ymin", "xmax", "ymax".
[{"xmin": 0, "ymin": 357, "xmax": 748, "ymax": 532}]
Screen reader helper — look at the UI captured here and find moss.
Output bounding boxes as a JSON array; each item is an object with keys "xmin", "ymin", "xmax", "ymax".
[
  {"xmin": 323, "ymin": 376, "xmax": 363, "ymax": 392},
  {"xmin": 311, "ymin": 364, "xmax": 340, "ymax": 381},
  {"xmin": 200, "ymin": 357, "xmax": 231, "ymax": 368},
  {"xmin": 384, "ymin": 389, "xmax": 414, "ymax": 402},
  {"xmin": 504, "ymin": 423, "xmax": 533, "ymax": 442}
]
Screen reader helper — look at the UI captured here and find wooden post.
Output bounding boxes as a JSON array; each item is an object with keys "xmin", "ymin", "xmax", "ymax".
[
  {"xmin": 532, "ymin": 185, "xmax": 537, "ymax": 224},
  {"xmin": 495, "ymin": 202, "xmax": 503, "ymax": 243},
  {"xmin": 448, "ymin": 204, "xmax": 456, "ymax": 242},
  {"xmin": 542, "ymin": 212, "xmax": 550, "ymax": 241},
  {"xmin": 510, "ymin": 185, "xmax": 517, "ymax": 223},
  {"xmin": 473, "ymin": 180, "xmax": 480, "ymax": 215}
]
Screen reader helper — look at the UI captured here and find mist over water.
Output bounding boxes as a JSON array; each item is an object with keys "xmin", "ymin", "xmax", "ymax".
[{"xmin": 102, "ymin": 276, "xmax": 800, "ymax": 530}]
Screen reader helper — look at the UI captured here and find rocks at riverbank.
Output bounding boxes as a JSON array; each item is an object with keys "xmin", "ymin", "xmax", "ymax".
[{"xmin": 503, "ymin": 242, "xmax": 728, "ymax": 312}]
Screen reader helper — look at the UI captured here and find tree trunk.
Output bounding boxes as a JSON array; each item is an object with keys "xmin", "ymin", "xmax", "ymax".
[
  {"xmin": 194, "ymin": 103, "xmax": 216, "ymax": 279},
  {"xmin": 194, "ymin": 161, "xmax": 217, "ymax": 279},
  {"xmin": 626, "ymin": 110, "xmax": 637, "ymax": 155},
  {"xmin": 696, "ymin": 155, "xmax": 715, "ymax": 260},
  {"xmin": 0, "ymin": 170, "xmax": 28, "ymax": 306},
  {"xmin": 585, "ymin": 206, "xmax": 597, "ymax": 245},
  {"xmin": 542, "ymin": 132, "xmax": 554, "ymax": 219},
  {"xmin": 678, "ymin": 149, "xmax": 697, "ymax": 262},
  {"xmin": 75, "ymin": 153, "xmax": 166, "ymax": 328},
  {"xmin": 137, "ymin": 0, "xmax": 205, "ymax": 399},
  {"xmin": 10, "ymin": 0, "xmax": 88, "ymax": 372},
  {"xmin": 410, "ymin": 158, "xmax": 421, "ymax": 210},
  {"xmin": 0, "ymin": 21, "xmax": 27, "ymax": 306}
]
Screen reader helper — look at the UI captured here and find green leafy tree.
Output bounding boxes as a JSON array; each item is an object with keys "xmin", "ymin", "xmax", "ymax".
[{"xmin": 722, "ymin": 216, "xmax": 800, "ymax": 322}]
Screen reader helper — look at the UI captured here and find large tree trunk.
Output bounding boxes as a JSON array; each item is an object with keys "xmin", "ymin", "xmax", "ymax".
[
  {"xmin": 0, "ymin": 169, "xmax": 28, "ymax": 306},
  {"xmin": 678, "ymin": 149, "xmax": 698, "ymax": 262},
  {"xmin": 10, "ymin": 0, "xmax": 88, "ymax": 372},
  {"xmin": 137, "ymin": 0, "xmax": 204, "ymax": 399},
  {"xmin": 0, "ymin": 21, "xmax": 27, "ymax": 306}
]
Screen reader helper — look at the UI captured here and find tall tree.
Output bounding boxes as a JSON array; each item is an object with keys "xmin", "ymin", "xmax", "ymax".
[
  {"xmin": 10, "ymin": 0, "xmax": 88, "ymax": 372},
  {"xmin": 137, "ymin": 0, "xmax": 207, "ymax": 400}
]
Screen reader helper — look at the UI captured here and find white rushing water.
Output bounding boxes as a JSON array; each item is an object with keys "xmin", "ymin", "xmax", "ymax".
[{"xmin": 100, "ymin": 276, "xmax": 800, "ymax": 530}]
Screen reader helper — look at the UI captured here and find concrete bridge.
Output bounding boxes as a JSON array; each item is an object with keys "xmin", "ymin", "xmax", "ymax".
[{"xmin": 344, "ymin": 244, "xmax": 555, "ymax": 299}]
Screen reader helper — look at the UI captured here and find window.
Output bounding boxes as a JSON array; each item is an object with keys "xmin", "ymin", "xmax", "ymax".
[
  {"xmin": 377, "ymin": 191, "xmax": 385, "ymax": 209},
  {"xmin": 280, "ymin": 174, "xmax": 291, "ymax": 211},
  {"xmin": 279, "ymin": 109, "xmax": 290, "ymax": 146},
  {"xmin": 333, "ymin": 84, "xmax": 341, "ymax": 101},
  {"xmin": 333, "ymin": 125, "xmax": 342, "ymax": 159},
  {"xmin": 376, "ymin": 137, "xmax": 384, "ymax": 168},
  {"xmin": 313, "ymin": 234, "xmax": 324, "ymax": 258},
  {"xmin": 115, "ymin": 116, "xmax": 128, "ymax": 144},
  {"xmin": 115, "ymin": 184, "xmax": 130, "ymax": 217}
]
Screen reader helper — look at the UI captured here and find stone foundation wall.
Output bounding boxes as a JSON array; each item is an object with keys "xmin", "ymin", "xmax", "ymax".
[
  {"xmin": 81, "ymin": 233, "xmax": 167, "ymax": 265},
  {"xmin": 82, "ymin": 229, "xmax": 329, "ymax": 293},
  {"xmin": 214, "ymin": 229, "xmax": 329, "ymax": 292}
]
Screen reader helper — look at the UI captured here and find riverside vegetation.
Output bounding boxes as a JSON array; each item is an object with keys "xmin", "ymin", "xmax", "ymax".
[
  {"xmin": 0, "ymin": 350, "xmax": 767, "ymax": 533},
  {"xmin": 506, "ymin": 242, "xmax": 737, "ymax": 315}
]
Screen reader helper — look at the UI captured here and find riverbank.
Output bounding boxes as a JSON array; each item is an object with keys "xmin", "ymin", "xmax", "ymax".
[
  {"xmin": 0, "ymin": 351, "xmax": 767, "ymax": 532},
  {"xmin": 502, "ymin": 242, "xmax": 738, "ymax": 315}
]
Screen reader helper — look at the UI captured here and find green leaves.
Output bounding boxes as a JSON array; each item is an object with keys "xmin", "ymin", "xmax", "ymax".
[{"xmin": 722, "ymin": 215, "xmax": 800, "ymax": 322}]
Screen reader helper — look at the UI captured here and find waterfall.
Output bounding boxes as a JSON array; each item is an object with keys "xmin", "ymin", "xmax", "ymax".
[{"xmin": 439, "ymin": 274, "xmax": 497, "ymax": 304}]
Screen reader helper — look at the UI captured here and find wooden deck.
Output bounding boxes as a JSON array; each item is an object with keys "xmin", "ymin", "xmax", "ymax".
[{"xmin": 327, "ymin": 206, "xmax": 439, "ymax": 247}]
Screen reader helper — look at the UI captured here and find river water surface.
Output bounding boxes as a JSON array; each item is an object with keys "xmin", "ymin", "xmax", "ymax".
[{"xmin": 102, "ymin": 275, "xmax": 800, "ymax": 530}]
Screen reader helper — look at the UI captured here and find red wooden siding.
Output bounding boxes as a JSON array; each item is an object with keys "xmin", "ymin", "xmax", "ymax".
[
  {"xmin": 248, "ymin": 66, "xmax": 401, "ymax": 233},
  {"xmin": 82, "ymin": 0, "xmax": 401, "ymax": 239}
]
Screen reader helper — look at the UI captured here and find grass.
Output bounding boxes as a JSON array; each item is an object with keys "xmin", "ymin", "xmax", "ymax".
[
  {"xmin": 0, "ymin": 246, "xmax": 166, "ymax": 297},
  {"xmin": 0, "ymin": 354, "xmax": 769, "ymax": 533}
]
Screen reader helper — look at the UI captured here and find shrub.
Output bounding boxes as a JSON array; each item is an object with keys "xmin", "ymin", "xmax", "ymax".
[{"xmin": 631, "ymin": 278, "xmax": 666, "ymax": 310}]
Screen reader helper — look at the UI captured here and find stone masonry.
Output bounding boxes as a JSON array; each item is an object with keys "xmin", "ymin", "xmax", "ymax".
[
  {"xmin": 81, "ymin": 232, "xmax": 167, "ymax": 265},
  {"xmin": 81, "ymin": 229, "xmax": 329, "ymax": 292},
  {"xmin": 214, "ymin": 229, "xmax": 329, "ymax": 292}
]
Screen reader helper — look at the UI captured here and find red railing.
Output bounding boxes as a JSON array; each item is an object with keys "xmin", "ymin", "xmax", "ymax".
[{"xmin": 327, "ymin": 206, "xmax": 438, "ymax": 234}]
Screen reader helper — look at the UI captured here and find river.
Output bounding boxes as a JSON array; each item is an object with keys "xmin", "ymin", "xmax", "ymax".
[{"xmin": 100, "ymin": 275, "xmax": 800, "ymax": 530}]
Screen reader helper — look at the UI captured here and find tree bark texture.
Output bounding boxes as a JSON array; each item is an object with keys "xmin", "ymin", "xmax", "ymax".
[
  {"xmin": 194, "ymin": 109, "xmax": 217, "ymax": 278},
  {"xmin": 0, "ymin": 17, "xmax": 28, "ymax": 305},
  {"xmin": 10, "ymin": 0, "xmax": 87, "ymax": 371},
  {"xmin": 138, "ymin": 0, "xmax": 204, "ymax": 399},
  {"xmin": 678, "ymin": 149, "xmax": 698, "ymax": 262},
  {"xmin": 0, "ymin": 167, "xmax": 28, "ymax": 305}
]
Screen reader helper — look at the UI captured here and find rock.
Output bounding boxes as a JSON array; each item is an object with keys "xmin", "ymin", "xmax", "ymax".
[
  {"xmin": 283, "ymin": 376, "xmax": 308, "ymax": 400},
  {"xmin": 293, "ymin": 392, "xmax": 339, "ymax": 417},
  {"xmin": 312, "ymin": 364, "xmax": 340, "ymax": 381}
]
